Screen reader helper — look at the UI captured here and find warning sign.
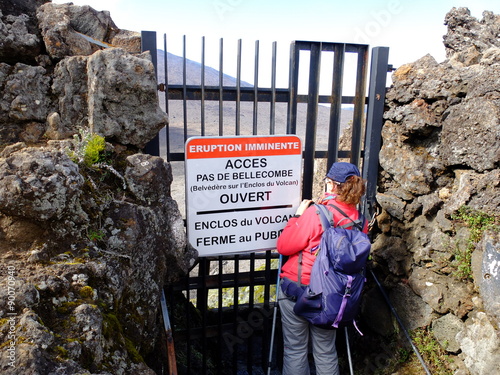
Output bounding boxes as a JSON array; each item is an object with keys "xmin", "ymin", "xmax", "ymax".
[{"xmin": 185, "ymin": 135, "xmax": 302, "ymax": 256}]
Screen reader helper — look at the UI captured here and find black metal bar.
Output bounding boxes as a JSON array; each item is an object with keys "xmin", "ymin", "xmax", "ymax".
[
  {"xmin": 362, "ymin": 46, "xmax": 389, "ymax": 218},
  {"xmin": 305, "ymin": 94, "xmax": 360, "ymax": 105},
  {"xmin": 166, "ymin": 85, "xmax": 360, "ymax": 105},
  {"xmin": 236, "ymin": 39, "xmax": 242, "ymax": 135},
  {"xmin": 327, "ymin": 43, "xmax": 345, "ymax": 167},
  {"xmin": 302, "ymin": 42, "xmax": 322, "ymax": 199},
  {"xmin": 141, "ymin": 31, "xmax": 158, "ymax": 77},
  {"xmin": 163, "ymin": 34, "xmax": 171, "ymax": 161},
  {"xmin": 233, "ymin": 255, "xmax": 240, "ymax": 372},
  {"xmin": 287, "ymin": 41, "xmax": 299, "ymax": 134},
  {"xmin": 170, "ymin": 269, "xmax": 279, "ymax": 292},
  {"xmin": 167, "ymin": 85, "xmax": 286, "ymax": 102},
  {"xmin": 253, "ymin": 41, "xmax": 259, "ymax": 135},
  {"xmin": 173, "ymin": 309, "xmax": 273, "ymax": 340},
  {"xmin": 217, "ymin": 256, "xmax": 223, "ymax": 373},
  {"xmin": 198, "ymin": 258, "xmax": 209, "ymax": 374},
  {"xmin": 188, "ymin": 252, "xmax": 279, "ymax": 264},
  {"xmin": 293, "ymin": 40, "xmax": 365, "ymax": 54},
  {"xmin": 182, "ymin": 35, "xmax": 188, "ymax": 142},
  {"xmin": 270, "ymin": 41, "xmax": 277, "ymax": 134},
  {"xmin": 201, "ymin": 36, "xmax": 206, "ymax": 136},
  {"xmin": 249, "ymin": 254, "xmax": 256, "ymax": 306},
  {"xmin": 219, "ymin": 38, "xmax": 224, "ymax": 136},
  {"xmin": 141, "ymin": 31, "xmax": 160, "ymax": 156},
  {"xmin": 247, "ymin": 253, "xmax": 256, "ymax": 373},
  {"xmin": 261, "ymin": 251, "xmax": 272, "ymax": 371},
  {"xmin": 350, "ymin": 45, "xmax": 369, "ymax": 166}
]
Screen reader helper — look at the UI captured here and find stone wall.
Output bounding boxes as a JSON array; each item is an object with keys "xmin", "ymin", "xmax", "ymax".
[
  {"xmin": 369, "ymin": 7, "xmax": 500, "ymax": 374},
  {"xmin": 0, "ymin": 2, "xmax": 195, "ymax": 374}
]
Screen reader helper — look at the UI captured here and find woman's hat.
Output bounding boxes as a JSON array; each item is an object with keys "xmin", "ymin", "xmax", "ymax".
[{"xmin": 326, "ymin": 162, "xmax": 360, "ymax": 183}]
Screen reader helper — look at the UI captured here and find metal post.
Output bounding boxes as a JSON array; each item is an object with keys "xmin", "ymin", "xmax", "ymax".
[
  {"xmin": 162, "ymin": 34, "xmax": 171, "ymax": 161},
  {"xmin": 253, "ymin": 40, "xmax": 260, "ymax": 135},
  {"xmin": 201, "ymin": 36, "xmax": 206, "ymax": 136},
  {"xmin": 287, "ymin": 42, "xmax": 299, "ymax": 135},
  {"xmin": 350, "ymin": 45, "xmax": 369, "ymax": 166},
  {"xmin": 182, "ymin": 35, "xmax": 188, "ymax": 142},
  {"xmin": 327, "ymin": 43, "xmax": 345, "ymax": 168},
  {"xmin": 361, "ymin": 46, "xmax": 390, "ymax": 218},
  {"xmin": 270, "ymin": 41, "xmax": 277, "ymax": 134},
  {"xmin": 141, "ymin": 31, "xmax": 157, "ymax": 78},
  {"xmin": 302, "ymin": 42, "xmax": 322, "ymax": 199},
  {"xmin": 236, "ymin": 39, "xmax": 242, "ymax": 135},
  {"xmin": 218, "ymin": 38, "xmax": 224, "ymax": 136},
  {"xmin": 141, "ymin": 31, "xmax": 160, "ymax": 156}
]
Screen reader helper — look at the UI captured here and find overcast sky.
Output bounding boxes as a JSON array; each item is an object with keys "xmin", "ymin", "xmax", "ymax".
[{"xmin": 52, "ymin": 0, "xmax": 500, "ymax": 90}]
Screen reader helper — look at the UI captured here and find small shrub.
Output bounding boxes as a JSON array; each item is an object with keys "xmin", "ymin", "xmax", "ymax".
[
  {"xmin": 79, "ymin": 286, "xmax": 94, "ymax": 299},
  {"xmin": 411, "ymin": 327, "xmax": 453, "ymax": 375},
  {"xmin": 451, "ymin": 206, "xmax": 499, "ymax": 280},
  {"xmin": 83, "ymin": 133, "xmax": 106, "ymax": 166},
  {"xmin": 125, "ymin": 337, "xmax": 144, "ymax": 363},
  {"xmin": 68, "ymin": 128, "xmax": 106, "ymax": 168},
  {"xmin": 88, "ymin": 229, "xmax": 105, "ymax": 242},
  {"xmin": 53, "ymin": 345, "xmax": 69, "ymax": 360},
  {"xmin": 68, "ymin": 128, "xmax": 128, "ymax": 191}
]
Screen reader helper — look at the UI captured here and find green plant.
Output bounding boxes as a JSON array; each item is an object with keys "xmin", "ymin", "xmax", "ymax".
[
  {"xmin": 398, "ymin": 347, "xmax": 411, "ymax": 363},
  {"xmin": 53, "ymin": 345, "xmax": 69, "ymax": 360},
  {"xmin": 83, "ymin": 133, "xmax": 106, "ymax": 166},
  {"xmin": 451, "ymin": 206, "xmax": 499, "ymax": 280},
  {"xmin": 68, "ymin": 128, "xmax": 128, "ymax": 193},
  {"xmin": 411, "ymin": 327, "xmax": 453, "ymax": 375},
  {"xmin": 125, "ymin": 337, "xmax": 144, "ymax": 363},
  {"xmin": 56, "ymin": 301, "xmax": 80, "ymax": 314},
  {"xmin": 88, "ymin": 228, "xmax": 105, "ymax": 242},
  {"xmin": 68, "ymin": 128, "xmax": 106, "ymax": 168},
  {"xmin": 79, "ymin": 286, "xmax": 94, "ymax": 299}
]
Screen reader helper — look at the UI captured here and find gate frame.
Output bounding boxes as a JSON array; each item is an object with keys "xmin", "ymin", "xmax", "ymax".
[{"xmin": 141, "ymin": 30, "xmax": 390, "ymax": 374}]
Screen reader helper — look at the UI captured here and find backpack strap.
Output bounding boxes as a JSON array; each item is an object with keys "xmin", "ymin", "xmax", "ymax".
[
  {"xmin": 327, "ymin": 203, "xmax": 365, "ymax": 231},
  {"xmin": 332, "ymin": 274, "xmax": 353, "ymax": 328},
  {"xmin": 314, "ymin": 203, "xmax": 334, "ymax": 231},
  {"xmin": 297, "ymin": 204, "xmax": 333, "ymax": 286},
  {"xmin": 297, "ymin": 251, "xmax": 303, "ymax": 287}
]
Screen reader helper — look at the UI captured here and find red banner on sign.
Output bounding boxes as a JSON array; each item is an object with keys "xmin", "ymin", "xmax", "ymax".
[{"xmin": 186, "ymin": 136, "xmax": 302, "ymax": 159}]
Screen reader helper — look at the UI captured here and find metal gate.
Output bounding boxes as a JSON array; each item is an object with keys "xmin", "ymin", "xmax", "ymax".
[{"xmin": 141, "ymin": 31, "xmax": 390, "ymax": 375}]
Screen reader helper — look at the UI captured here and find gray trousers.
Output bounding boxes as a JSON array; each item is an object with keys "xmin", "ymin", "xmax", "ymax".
[{"xmin": 279, "ymin": 290, "xmax": 339, "ymax": 375}]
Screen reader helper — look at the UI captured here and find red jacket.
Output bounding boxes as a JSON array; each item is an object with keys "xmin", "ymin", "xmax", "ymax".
[{"xmin": 277, "ymin": 198, "xmax": 368, "ymax": 285}]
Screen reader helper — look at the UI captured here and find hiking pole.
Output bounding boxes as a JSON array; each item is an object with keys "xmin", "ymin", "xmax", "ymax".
[
  {"xmin": 369, "ymin": 269, "xmax": 432, "ymax": 375},
  {"xmin": 267, "ymin": 254, "xmax": 283, "ymax": 375},
  {"xmin": 160, "ymin": 289, "xmax": 178, "ymax": 375},
  {"xmin": 344, "ymin": 326, "xmax": 354, "ymax": 375}
]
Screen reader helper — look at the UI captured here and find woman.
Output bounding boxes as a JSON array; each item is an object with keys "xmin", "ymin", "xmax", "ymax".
[{"xmin": 276, "ymin": 162, "xmax": 368, "ymax": 375}]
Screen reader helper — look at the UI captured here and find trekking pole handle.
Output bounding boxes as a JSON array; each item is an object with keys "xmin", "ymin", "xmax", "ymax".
[{"xmin": 161, "ymin": 289, "xmax": 178, "ymax": 375}]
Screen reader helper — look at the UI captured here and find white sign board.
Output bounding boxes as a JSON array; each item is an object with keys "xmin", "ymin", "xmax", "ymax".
[{"xmin": 185, "ymin": 135, "xmax": 302, "ymax": 256}]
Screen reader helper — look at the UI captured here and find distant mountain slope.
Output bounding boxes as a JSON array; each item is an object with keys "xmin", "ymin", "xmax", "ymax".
[
  {"xmin": 157, "ymin": 50, "xmax": 252, "ymax": 87},
  {"xmin": 155, "ymin": 50, "xmax": 354, "ymax": 152}
]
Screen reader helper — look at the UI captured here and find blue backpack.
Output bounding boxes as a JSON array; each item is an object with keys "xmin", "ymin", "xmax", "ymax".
[{"xmin": 293, "ymin": 203, "xmax": 371, "ymax": 330}]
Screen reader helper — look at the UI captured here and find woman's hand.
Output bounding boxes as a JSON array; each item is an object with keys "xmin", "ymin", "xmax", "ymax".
[{"xmin": 295, "ymin": 199, "xmax": 313, "ymax": 216}]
